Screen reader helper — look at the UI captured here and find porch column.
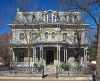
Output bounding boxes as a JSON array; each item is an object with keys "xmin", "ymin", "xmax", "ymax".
[
  {"xmin": 85, "ymin": 49, "xmax": 87, "ymax": 64},
  {"xmin": 40, "ymin": 47, "xmax": 41, "ymax": 62},
  {"xmin": 66, "ymin": 49, "xmax": 67, "ymax": 62},
  {"xmin": 42, "ymin": 46, "xmax": 43, "ymax": 62},
  {"xmin": 33, "ymin": 47, "xmax": 36, "ymax": 63},
  {"xmin": 84, "ymin": 49, "xmax": 86, "ymax": 63},
  {"xmin": 84, "ymin": 48, "xmax": 87, "ymax": 64},
  {"xmin": 12, "ymin": 49, "xmax": 15, "ymax": 62},
  {"xmin": 64, "ymin": 49, "xmax": 65, "ymax": 62},
  {"xmin": 10, "ymin": 48, "xmax": 13, "ymax": 62},
  {"xmin": 59, "ymin": 46, "xmax": 60, "ymax": 62},
  {"xmin": 57, "ymin": 46, "xmax": 58, "ymax": 62},
  {"xmin": 10, "ymin": 48, "xmax": 15, "ymax": 62},
  {"xmin": 35, "ymin": 47, "xmax": 36, "ymax": 63}
]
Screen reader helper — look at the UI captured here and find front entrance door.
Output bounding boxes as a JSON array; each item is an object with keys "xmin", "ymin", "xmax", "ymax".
[{"xmin": 46, "ymin": 50, "xmax": 54, "ymax": 65}]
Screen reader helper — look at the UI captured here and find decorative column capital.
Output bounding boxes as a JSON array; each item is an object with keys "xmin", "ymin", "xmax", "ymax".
[
  {"xmin": 40, "ymin": 46, "xmax": 43, "ymax": 50},
  {"xmin": 58, "ymin": 45, "xmax": 60, "ymax": 50}
]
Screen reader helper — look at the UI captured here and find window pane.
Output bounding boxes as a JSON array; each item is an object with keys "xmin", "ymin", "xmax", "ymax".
[
  {"xmin": 32, "ymin": 33, "xmax": 37, "ymax": 39},
  {"xmin": 52, "ymin": 32, "xmax": 55, "ymax": 39},
  {"xmin": 74, "ymin": 33, "xmax": 77, "ymax": 43},
  {"xmin": 69, "ymin": 15, "xmax": 72, "ymax": 23},
  {"xmin": 45, "ymin": 32, "xmax": 48, "ymax": 39},
  {"xmin": 48, "ymin": 12, "xmax": 52, "ymax": 23},
  {"xmin": 26, "ymin": 15, "xmax": 31, "ymax": 23},
  {"xmin": 20, "ymin": 33, "xmax": 24, "ymax": 41},
  {"xmin": 63, "ymin": 33, "xmax": 67, "ymax": 39}
]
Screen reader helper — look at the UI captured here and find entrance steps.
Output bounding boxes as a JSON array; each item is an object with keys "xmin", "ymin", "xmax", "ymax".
[{"xmin": 44, "ymin": 65, "xmax": 56, "ymax": 72}]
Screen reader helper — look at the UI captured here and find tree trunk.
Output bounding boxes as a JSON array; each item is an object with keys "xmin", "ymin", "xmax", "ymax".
[
  {"xmin": 28, "ymin": 45, "xmax": 30, "ymax": 73},
  {"xmin": 96, "ymin": 23, "xmax": 100, "ymax": 81}
]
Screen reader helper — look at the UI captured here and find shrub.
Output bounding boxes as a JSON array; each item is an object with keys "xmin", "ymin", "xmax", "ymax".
[
  {"xmin": 60, "ymin": 62, "xmax": 70, "ymax": 71},
  {"xmin": 33, "ymin": 63, "xmax": 38, "ymax": 67}
]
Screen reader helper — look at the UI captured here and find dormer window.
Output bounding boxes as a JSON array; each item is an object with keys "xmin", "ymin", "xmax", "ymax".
[
  {"xmin": 69, "ymin": 15, "xmax": 73, "ymax": 23},
  {"xmin": 26, "ymin": 15, "xmax": 31, "ymax": 23},
  {"xmin": 48, "ymin": 12, "xmax": 52, "ymax": 23}
]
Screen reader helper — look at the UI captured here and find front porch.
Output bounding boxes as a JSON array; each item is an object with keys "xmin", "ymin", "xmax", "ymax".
[{"xmin": 10, "ymin": 46, "xmax": 88, "ymax": 67}]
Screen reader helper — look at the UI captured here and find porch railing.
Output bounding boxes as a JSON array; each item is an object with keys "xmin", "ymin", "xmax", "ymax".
[{"xmin": 56, "ymin": 65, "xmax": 92, "ymax": 78}]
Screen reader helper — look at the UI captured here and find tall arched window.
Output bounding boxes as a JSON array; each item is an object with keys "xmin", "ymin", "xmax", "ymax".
[
  {"xmin": 20, "ymin": 33, "xmax": 24, "ymax": 41},
  {"xmin": 45, "ymin": 32, "xmax": 48, "ymax": 39},
  {"xmin": 69, "ymin": 15, "xmax": 73, "ymax": 23},
  {"xmin": 52, "ymin": 32, "xmax": 55, "ymax": 39},
  {"xmin": 74, "ymin": 33, "xmax": 78, "ymax": 43},
  {"xmin": 48, "ymin": 12, "xmax": 52, "ymax": 23}
]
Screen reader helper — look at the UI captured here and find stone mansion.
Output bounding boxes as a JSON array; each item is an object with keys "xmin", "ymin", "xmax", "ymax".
[{"xmin": 8, "ymin": 9, "xmax": 89, "ymax": 67}]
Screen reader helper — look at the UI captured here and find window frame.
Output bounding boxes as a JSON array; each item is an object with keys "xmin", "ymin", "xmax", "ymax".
[
  {"xmin": 32, "ymin": 33, "xmax": 37, "ymax": 39},
  {"xmin": 52, "ymin": 32, "xmax": 55, "ymax": 39},
  {"xmin": 63, "ymin": 33, "xmax": 67, "ymax": 40},
  {"xmin": 48, "ymin": 12, "xmax": 52, "ymax": 23},
  {"xmin": 20, "ymin": 33, "xmax": 24, "ymax": 41},
  {"xmin": 45, "ymin": 32, "xmax": 48, "ymax": 39},
  {"xmin": 74, "ymin": 33, "xmax": 78, "ymax": 43}
]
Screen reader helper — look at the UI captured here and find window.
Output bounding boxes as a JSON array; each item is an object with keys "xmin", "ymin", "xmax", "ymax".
[
  {"xmin": 20, "ymin": 33, "xmax": 24, "ymax": 41},
  {"xmin": 74, "ymin": 33, "xmax": 78, "ymax": 43},
  {"xmin": 45, "ymin": 32, "xmax": 48, "ymax": 39},
  {"xmin": 48, "ymin": 12, "xmax": 52, "ymax": 23},
  {"xmin": 52, "ymin": 32, "xmax": 55, "ymax": 39},
  {"xmin": 69, "ymin": 15, "xmax": 73, "ymax": 23},
  {"xmin": 20, "ymin": 52, "xmax": 24, "ymax": 62},
  {"xmin": 63, "ymin": 33, "xmax": 67, "ymax": 40},
  {"xmin": 26, "ymin": 15, "xmax": 31, "ymax": 23},
  {"xmin": 32, "ymin": 33, "xmax": 37, "ymax": 39}
]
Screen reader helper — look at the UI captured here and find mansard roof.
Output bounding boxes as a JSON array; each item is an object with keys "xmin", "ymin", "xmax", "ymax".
[{"xmin": 12, "ymin": 10, "xmax": 84, "ymax": 25}]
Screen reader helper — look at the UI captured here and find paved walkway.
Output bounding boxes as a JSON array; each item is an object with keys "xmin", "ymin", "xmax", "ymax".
[
  {"xmin": 0, "ymin": 72, "xmax": 92, "ymax": 81},
  {"xmin": 0, "ymin": 79, "xmax": 92, "ymax": 81}
]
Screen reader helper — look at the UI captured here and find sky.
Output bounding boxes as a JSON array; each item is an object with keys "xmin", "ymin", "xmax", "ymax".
[
  {"xmin": 0, "ymin": 0, "xmax": 99, "ymax": 35},
  {"xmin": 0, "ymin": 0, "xmax": 59, "ymax": 35}
]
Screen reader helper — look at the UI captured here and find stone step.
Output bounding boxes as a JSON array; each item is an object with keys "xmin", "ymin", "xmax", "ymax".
[
  {"xmin": 44, "ymin": 65, "xmax": 56, "ymax": 72},
  {"xmin": 42, "ymin": 77, "xmax": 59, "ymax": 80}
]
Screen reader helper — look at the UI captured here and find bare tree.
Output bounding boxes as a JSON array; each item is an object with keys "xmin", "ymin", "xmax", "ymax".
[
  {"xmin": 5, "ymin": 0, "xmax": 42, "ymax": 73},
  {"xmin": 58, "ymin": 0, "xmax": 100, "ymax": 80},
  {"xmin": 6, "ymin": 0, "xmax": 57, "ymax": 73},
  {"xmin": 62, "ymin": 12, "xmax": 89, "ymax": 66},
  {"xmin": 0, "ymin": 34, "xmax": 11, "ymax": 65}
]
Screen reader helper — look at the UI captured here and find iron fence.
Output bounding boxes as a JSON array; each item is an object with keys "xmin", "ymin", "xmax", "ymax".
[
  {"xmin": 0, "ymin": 65, "xmax": 44, "ymax": 77},
  {"xmin": 56, "ymin": 65, "xmax": 92, "ymax": 78}
]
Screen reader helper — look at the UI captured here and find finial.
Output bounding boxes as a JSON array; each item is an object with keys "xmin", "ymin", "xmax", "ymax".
[{"xmin": 17, "ymin": 8, "xmax": 19, "ymax": 12}]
